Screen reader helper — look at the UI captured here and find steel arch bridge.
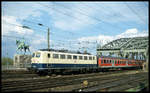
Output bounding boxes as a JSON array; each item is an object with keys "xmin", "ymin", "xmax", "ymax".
[{"xmin": 97, "ymin": 36, "xmax": 149, "ymax": 60}]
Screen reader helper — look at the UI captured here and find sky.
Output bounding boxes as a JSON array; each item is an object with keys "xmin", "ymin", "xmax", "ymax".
[{"xmin": 1, "ymin": 1, "xmax": 149, "ymax": 58}]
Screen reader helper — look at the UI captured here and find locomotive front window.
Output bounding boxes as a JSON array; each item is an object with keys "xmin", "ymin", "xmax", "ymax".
[
  {"xmin": 36, "ymin": 53, "xmax": 40, "ymax": 58},
  {"xmin": 32, "ymin": 53, "xmax": 35, "ymax": 57}
]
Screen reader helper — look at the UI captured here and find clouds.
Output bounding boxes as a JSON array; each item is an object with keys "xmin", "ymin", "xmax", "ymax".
[
  {"xmin": 78, "ymin": 28, "xmax": 148, "ymax": 46},
  {"xmin": 2, "ymin": 15, "xmax": 34, "ymax": 36}
]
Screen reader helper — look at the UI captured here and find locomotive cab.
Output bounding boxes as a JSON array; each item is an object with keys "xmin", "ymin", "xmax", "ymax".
[{"xmin": 31, "ymin": 51, "xmax": 42, "ymax": 71}]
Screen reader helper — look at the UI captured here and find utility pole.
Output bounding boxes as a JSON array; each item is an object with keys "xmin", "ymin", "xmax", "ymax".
[{"xmin": 48, "ymin": 28, "xmax": 50, "ymax": 50}]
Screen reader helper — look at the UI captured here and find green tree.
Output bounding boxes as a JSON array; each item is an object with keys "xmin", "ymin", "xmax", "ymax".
[{"xmin": 1, "ymin": 57, "xmax": 13, "ymax": 65}]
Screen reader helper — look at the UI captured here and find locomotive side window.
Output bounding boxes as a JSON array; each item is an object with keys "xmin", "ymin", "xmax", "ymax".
[
  {"xmin": 84, "ymin": 56, "xmax": 87, "ymax": 60},
  {"xmin": 89, "ymin": 56, "xmax": 92, "ymax": 60},
  {"xmin": 60, "ymin": 54, "xmax": 65, "ymax": 59},
  {"xmin": 93, "ymin": 57, "xmax": 95, "ymax": 60},
  {"xmin": 79, "ymin": 56, "xmax": 83, "ymax": 60},
  {"xmin": 67, "ymin": 55, "xmax": 72, "ymax": 59},
  {"xmin": 53, "ymin": 54, "xmax": 59, "ymax": 59},
  {"xmin": 48, "ymin": 53, "xmax": 50, "ymax": 58},
  {"xmin": 73, "ymin": 55, "xmax": 77, "ymax": 59},
  {"xmin": 36, "ymin": 53, "xmax": 40, "ymax": 58}
]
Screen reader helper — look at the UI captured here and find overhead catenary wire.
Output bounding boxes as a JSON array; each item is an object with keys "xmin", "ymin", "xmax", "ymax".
[
  {"xmin": 124, "ymin": 2, "xmax": 146, "ymax": 24},
  {"xmin": 37, "ymin": 3, "xmax": 107, "ymax": 36},
  {"xmin": 36, "ymin": 3, "xmax": 105, "ymax": 51},
  {"xmin": 58, "ymin": 3, "xmax": 125, "ymax": 30}
]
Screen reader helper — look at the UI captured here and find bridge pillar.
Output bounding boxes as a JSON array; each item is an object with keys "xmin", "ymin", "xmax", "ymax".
[
  {"xmin": 144, "ymin": 47, "xmax": 149, "ymax": 71},
  {"xmin": 131, "ymin": 52, "xmax": 135, "ymax": 59}
]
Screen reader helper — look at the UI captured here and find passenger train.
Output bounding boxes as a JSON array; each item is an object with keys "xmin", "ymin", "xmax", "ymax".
[{"xmin": 29, "ymin": 49, "xmax": 145, "ymax": 74}]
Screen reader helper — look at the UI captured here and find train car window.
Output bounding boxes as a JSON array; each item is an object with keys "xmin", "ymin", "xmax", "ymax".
[
  {"xmin": 84, "ymin": 56, "xmax": 87, "ymax": 60},
  {"xmin": 32, "ymin": 53, "xmax": 35, "ymax": 57},
  {"xmin": 67, "ymin": 55, "xmax": 72, "ymax": 59},
  {"xmin": 101, "ymin": 60, "xmax": 103, "ymax": 64},
  {"xmin": 79, "ymin": 56, "xmax": 83, "ymax": 60},
  {"xmin": 128, "ymin": 61, "xmax": 130, "ymax": 64},
  {"xmin": 53, "ymin": 54, "xmax": 59, "ymax": 59},
  {"xmin": 110, "ymin": 60, "xmax": 111, "ymax": 63},
  {"xmin": 73, "ymin": 55, "xmax": 77, "ymax": 59},
  {"xmin": 36, "ymin": 53, "xmax": 40, "ymax": 58},
  {"xmin": 107, "ymin": 60, "xmax": 110, "ymax": 64},
  {"xmin": 104, "ymin": 59, "xmax": 106, "ymax": 64},
  {"xmin": 89, "ymin": 56, "xmax": 92, "ymax": 60},
  {"xmin": 60, "ymin": 54, "xmax": 65, "ymax": 59},
  {"xmin": 115, "ymin": 60, "xmax": 117, "ymax": 64},
  {"xmin": 48, "ymin": 54, "xmax": 50, "ymax": 58},
  {"xmin": 124, "ymin": 61, "xmax": 126, "ymax": 64}
]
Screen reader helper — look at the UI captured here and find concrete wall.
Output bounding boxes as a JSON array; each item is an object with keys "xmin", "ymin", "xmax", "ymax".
[{"xmin": 14, "ymin": 54, "xmax": 32, "ymax": 68}]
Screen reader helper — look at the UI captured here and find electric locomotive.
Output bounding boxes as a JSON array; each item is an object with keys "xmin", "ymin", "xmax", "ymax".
[{"xmin": 30, "ymin": 49, "xmax": 97, "ymax": 74}]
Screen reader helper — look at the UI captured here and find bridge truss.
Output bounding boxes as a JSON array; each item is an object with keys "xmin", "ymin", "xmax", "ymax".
[{"xmin": 97, "ymin": 36, "xmax": 149, "ymax": 60}]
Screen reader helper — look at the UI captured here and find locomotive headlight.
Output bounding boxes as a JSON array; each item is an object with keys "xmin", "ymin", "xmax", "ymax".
[{"xmin": 33, "ymin": 65, "xmax": 36, "ymax": 68}]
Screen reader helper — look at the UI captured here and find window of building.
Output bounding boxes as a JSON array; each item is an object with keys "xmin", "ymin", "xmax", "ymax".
[
  {"xmin": 60, "ymin": 54, "xmax": 65, "ymax": 59},
  {"xmin": 53, "ymin": 54, "xmax": 59, "ymax": 59},
  {"xmin": 73, "ymin": 55, "xmax": 77, "ymax": 59},
  {"xmin": 48, "ymin": 54, "xmax": 50, "ymax": 58},
  {"xmin": 67, "ymin": 55, "xmax": 72, "ymax": 59},
  {"xmin": 79, "ymin": 56, "xmax": 83, "ymax": 60}
]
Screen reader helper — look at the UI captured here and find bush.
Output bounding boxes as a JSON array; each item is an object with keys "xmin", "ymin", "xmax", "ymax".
[{"xmin": 1, "ymin": 57, "xmax": 13, "ymax": 65}]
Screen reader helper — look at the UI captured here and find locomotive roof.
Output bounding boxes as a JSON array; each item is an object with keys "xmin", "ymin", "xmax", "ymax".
[{"xmin": 38, "ymin": 49, "xmax": 92, "ymax": 55}]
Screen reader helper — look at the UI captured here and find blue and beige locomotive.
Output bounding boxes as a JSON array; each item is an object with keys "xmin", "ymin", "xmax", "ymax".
[
  {"xmin": 30, "ymin": 49, "xmax": 97, "ymax": 74},
  {"xmin": 30, "ymin": 49, "xmax": 145, "ymax": 74}
]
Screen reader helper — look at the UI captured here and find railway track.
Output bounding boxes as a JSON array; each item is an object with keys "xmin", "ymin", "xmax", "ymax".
[
  {"xmin": 2, "ymin": 70, "xmax": 148, "ymax": 92},
  {"xmin": 2, "ymin": 69, "xmax": 139, "ymax": 82}
]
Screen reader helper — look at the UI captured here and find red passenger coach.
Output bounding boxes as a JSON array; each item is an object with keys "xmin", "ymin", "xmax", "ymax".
[{"xmin": 98, "ymin": 56, "xmax": 145, "ymax": 70}]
